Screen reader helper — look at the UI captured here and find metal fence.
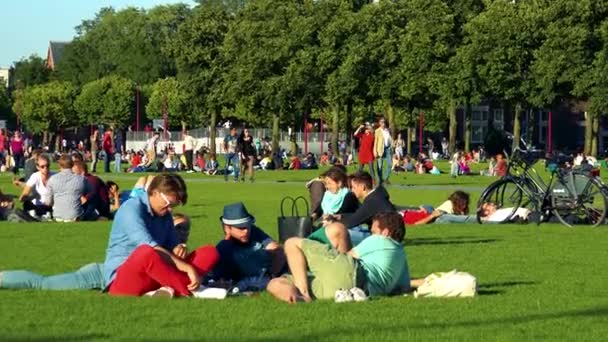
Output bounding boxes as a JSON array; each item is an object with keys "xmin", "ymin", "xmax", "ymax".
[{"xmin": 126, "ymin": 128, "xmax": 347, "ymax": 143}]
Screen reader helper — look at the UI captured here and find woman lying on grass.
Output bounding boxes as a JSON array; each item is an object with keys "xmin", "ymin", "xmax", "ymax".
[{"xmin": 400, "ymin": 191, "xmax": 473, "ymax": 225}]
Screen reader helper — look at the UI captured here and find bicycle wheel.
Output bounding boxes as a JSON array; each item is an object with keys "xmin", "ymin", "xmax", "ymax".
[
  {"xmin": 476, "ymin": 179, "xmax": 525, "ymax": 224},
  {"xmin": 551, "ymin": 173, "xmax": 608, "ymax": 227}
]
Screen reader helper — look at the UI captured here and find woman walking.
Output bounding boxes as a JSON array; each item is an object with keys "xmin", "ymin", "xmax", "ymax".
[
  {"xmin": 10, "ymin": 131, "xmax": 25, "ymax": 175},
  {"xmin": 353, "ymin": 123, "xmax": 375, "ymax": 182},
  {"xmin": 238, "ymin": 128, "xmax": 256, "ymax": 182}
]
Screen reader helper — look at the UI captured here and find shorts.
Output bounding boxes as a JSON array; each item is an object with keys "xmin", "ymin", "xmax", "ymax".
[
  {"xmin": 307, "ymin": 226, "xmax": 371, "ymax": 247},
  {"xmin": 285, "ymin": 239, "xmax": 358, "ymax": 299}
]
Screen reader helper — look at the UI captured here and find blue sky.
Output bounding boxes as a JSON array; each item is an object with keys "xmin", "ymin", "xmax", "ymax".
[{"xmin": 0, "ymin": 0, "xmax": 195, "ymax": 67}]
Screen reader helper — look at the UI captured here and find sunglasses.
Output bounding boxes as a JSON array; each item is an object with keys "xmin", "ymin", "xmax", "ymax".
[
  {"xmin": 159, "ymin": 192, "xmax": 180, "ymax": 209},
  {"xmin": 37, "ymin": 164, "xmax": 49, "ymax": 169}
]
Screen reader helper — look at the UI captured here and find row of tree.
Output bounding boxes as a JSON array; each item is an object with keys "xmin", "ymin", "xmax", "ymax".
[{"xmin": 5, "ymin": 0, "xmax": 608, "ymax": 156}]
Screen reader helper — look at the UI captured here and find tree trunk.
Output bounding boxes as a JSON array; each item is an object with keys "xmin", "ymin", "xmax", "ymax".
[
  {"xmin": 209, "ymin": 109, "xmax": 217, "ymax": 154},
  {"xmin": 464, "ymin": 102, "xmax": 472, "ymax": 153},
  {"xmin": 43, "ymin": 130, "xmax": 49, "ymax": 147},
  {"xmin": 448, "ymin": 100, "xmax": 457, "ymax": 155},
  {"xmin": 513, "ymin": 103, "xmax": 523, "ymax": 152},
  {"xmin": 591, "ymin": 114, "xmax": 600, "ymax": 157},
  {"xmin": 272, "ymin": 113, "xmax": 280, "ymax": 155},
  {"xmin": 584, "ymin": 111, "xmax": 593, "ymax": 156},
  {"xmin": 331, "ymin": 104, "xmax": 339, "ymax": 155},
  {"xmin": 345, "ymin": 102, "xmax": 354, "ymax": 153},
  {"xmin": 384, "ymin": 101, "xmax": 396, "ymax": 139}
]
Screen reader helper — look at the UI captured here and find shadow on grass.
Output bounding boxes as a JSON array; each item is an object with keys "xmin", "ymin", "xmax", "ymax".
[
  {"xmin": 138, "ymin": 306, "xmax": 608, "ymax": 341},
  {"xmin": 1, "ymin": 334, "xmax": 110, "ymax": 342},
  {"xmin": 407, "ymin": 237, "xmax": 501, "ymax": 246}
]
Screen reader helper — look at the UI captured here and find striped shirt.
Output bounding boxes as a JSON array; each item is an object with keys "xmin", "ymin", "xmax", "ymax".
[{"xmin": 47, "ymin": 169, "xmax": 90, "ymax": 221}]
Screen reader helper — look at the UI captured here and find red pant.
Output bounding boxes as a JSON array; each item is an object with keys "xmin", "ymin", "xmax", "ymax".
[{"xmin": 109, "ymin": 244, "xmax": 219, "ymax": 297}]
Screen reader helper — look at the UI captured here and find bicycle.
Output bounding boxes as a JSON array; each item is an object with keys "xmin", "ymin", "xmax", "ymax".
[{"xmin": 476, "ymin": 135, "xmax": 608, "ymax": 227}]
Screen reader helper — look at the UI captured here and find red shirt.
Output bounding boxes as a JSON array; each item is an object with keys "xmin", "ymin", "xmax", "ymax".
[
  {"xmin": 291, "ymin": 157, "xmax": 301, "ymax": 170},
  {"xmin": 495, "ymin": 159, "xmax": 507, "ymax": 177},
  {"xmin": 355, "ymin": 132, "xmax": 374, "ymax": 164},
  {"xmin": 131, "ymin": 154, "xmax": 142, "ymax": 167},
  {"xmin": 196, "ymin": 156, "xmax": 205, "ymax": 169},
  {"xmin": 102, "ymin": 133, "xmax": 113, "ymax": 153},
  {"xmin": 403, "ymin": 210, "xmax": 431, "ymax": 225}
]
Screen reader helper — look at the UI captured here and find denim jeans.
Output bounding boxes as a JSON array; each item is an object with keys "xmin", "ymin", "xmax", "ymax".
[
  {"xmin": 358, "ymin": 161, "xmax": 376, "ymax": 183},
  {"xmin": 114, "ymin": 153, "xmax": 122, "ymax": 173},
  {"xmin": 0, "ymin": 262, "xmax": 104, "ymax": 290},
  {"xmin": 90, "ymin": 151, "xmax": 98, "ymax": 173},
  {"xmin": 224, "ymin": 153, "xmax": 240, "ymax": 180},
  {"xmin": 348, "ymin": 226, "xmax": 371, "ymax": 247},
  {"xmin": 104, "ymin": 152, "xmax": 111, "ymax": 173},
  {"xmin": 435, "ymin": 214, "xmax": 477, "ymax": 224},
  {"xmin": 376, "ymin": 146, "xmax": 392, "ymax": 184}
]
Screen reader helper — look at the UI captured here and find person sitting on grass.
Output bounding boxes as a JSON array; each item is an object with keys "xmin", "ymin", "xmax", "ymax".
[
  {"xmin": 0, "ymin": 213, "xmax": 192, "ymax": 291},
  {"xmin": 106, "ymin": 181, "xmax": 121, "ymax": 215},
  {"xmin": 310, "ymin": 167, "xmax": 359, "ymax": 222},
  {"xmin": 308, "ymin": 171, "xmax": 395, "ymax": 252},
  {"xmin": 0, "ymin": 189, "xmax": 15, "ymax": 220},
  {"xmin": 46, "ymin": 154, "xmax": 95, "ymax": 222},
  {"xmin": 211, "ymin": 202, "xmax": 286, "ymax": 291},
  {"xmin": 13, "ymin": 149, "xmax": 42, "ymax": 187},
  {"xmin": 103, "ymin": 173, "xmax": 219, "ymax": 297},
  {"xmin": 205, "ymin": 153, "xmax": 219, "ymax": 175},
  {"xmin": 18, "ymin": 154, "xmax": 53, "ymax": 219},
  {"xmin": 72, "ymin": 161, "xmax": 111, "ymax": 220},
  {"xmin": 267, "ymin": 211, "xmax": 410, "ymax": 303}
]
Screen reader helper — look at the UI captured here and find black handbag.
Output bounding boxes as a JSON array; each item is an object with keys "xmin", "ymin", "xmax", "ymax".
[{"xmin": 277, "ymin": 196, "xmax": 314, "ymax": 244}]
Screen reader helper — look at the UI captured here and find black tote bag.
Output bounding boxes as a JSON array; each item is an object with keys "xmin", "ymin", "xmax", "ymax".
[{"xmin": 277, "ymin": 196, "xmax": 314, "ymax": 244}]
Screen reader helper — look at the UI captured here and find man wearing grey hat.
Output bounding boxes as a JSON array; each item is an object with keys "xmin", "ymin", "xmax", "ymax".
[{"xmin": 212, "ymin": 202, "xmax": 285, "ymax": 289}]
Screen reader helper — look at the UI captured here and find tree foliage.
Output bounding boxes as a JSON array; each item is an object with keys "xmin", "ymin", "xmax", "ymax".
[{"xmin": 75, "ymin": 75, "xmax": 135, "ymax": 128}]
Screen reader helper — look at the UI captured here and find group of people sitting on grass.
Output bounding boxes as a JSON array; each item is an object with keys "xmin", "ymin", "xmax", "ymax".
[
  {"xmin": 0, "ymin": 165, "xmax": 528, "ymax": 302},
  {"xmin": 1, "ymin": 151, "xmax": 122, "ymax": 222}
]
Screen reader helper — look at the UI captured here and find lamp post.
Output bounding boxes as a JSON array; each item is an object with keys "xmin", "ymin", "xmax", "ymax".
[
  {"xmin": 419, "ymin": 111, "xmax": 424, "ymax": 155},
  {"xmin": 135, "ymin": 84, "xmax": 140, "ymax": 132}
]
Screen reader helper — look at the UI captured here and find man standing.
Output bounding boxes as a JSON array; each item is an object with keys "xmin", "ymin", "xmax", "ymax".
[
  {"xmin": 114, "ymin": 129, "xmax": 124, "ymax": 173},
  {"xmin": 46, "ymin": 154, "xmax": 92, "ymax": 222},
  {"xmin": 441, "ymin": 137, "xmax": 449, "ymax": 159},
  {"xmin": 103, "ymin": 173, "xmax": 219, "ymax": 297},
  {"xmin": 145, "ymin": 132, "xmax": 160, "ymax": 167},
  {"xmin": 267, "ymin": 211, "xmax": 410, "ymax": 303},
  {"xmin": 223, "ymin": 127, "xmax": 240, "ymax": 182},
  {"xmin": 90, "ymin": 129, "xmax": 99, "ymax": 173},
  {"xmin": 373, "ymin": 118, "xmax": 392, "ymax": 185},
  {"xmin": 183, "ymin": 130, "xmax": 196, "ymax": 173},
  {"xmin": 102, "ymin": 129, "xmax": 113, "ymax": 173}
]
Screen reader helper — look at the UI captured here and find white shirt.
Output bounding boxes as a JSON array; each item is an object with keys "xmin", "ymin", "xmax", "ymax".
[
  {"xmin": 382, "ymin": 128, "xmax": 391, "ymax": 148},
  {"xmin": 183, "ymin": 135, "xmax": 196, "ymax": 151},
  {"xmin": 487, "ymin": 208, "xmax": 530, "ymax": 222},
  {"xmin": 146, "ymin": 136, "xmax": 158, "ymax": 151},
  {"xmin": 26, "ymin": 171, "xmax": 53, "ymax": 205}
]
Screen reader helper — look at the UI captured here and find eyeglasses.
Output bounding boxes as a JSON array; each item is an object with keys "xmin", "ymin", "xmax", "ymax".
[
  {"xmin": 37, "ymin": 164, "xmax": 49, "ymax": 169},
  {"xmin": 159, "ymin": 192, "xmax": 180, "ymax": 209}
]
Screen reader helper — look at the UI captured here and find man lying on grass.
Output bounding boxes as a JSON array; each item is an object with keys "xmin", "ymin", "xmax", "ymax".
[
  {"xmin": 211, "ymin": 202, "xmax": 285, "ymax": 291},
  {"xmin": 103, "ymin": 173, "xmax": 219, "ymax": 297},
  {"xmin": 267, "ymin": 211, "xmax": 410, "ymax": 303},
  {"xmin": 0, "ymin": 214, "xmax": 191, "ymax": 291}
]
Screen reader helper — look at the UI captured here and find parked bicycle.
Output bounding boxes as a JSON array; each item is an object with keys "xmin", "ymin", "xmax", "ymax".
[{"xmin": 476, "ymin": 134, "xmax": 608, "ymax": 227}]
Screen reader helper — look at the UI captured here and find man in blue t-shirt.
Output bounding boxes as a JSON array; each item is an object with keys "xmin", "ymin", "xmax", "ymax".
[
  {"xmin": 223, "ymin": 127, "xmax": 240, "ymax": 182},
  {"xmin": 267, "ymin": 211, "xmax": 410, "ymax": 302},
  {"xmin": 212, "ymin": 202, "xmax": 285, "ymax": 289}
]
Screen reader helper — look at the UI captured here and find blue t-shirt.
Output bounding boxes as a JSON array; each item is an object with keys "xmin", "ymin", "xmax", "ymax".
[
  {"xmin": 103, "ymin": 193, "xmax": 178, "ymax": 288},
  {"xmin": 353, "ymin": 235, "xmax": 410, "ymax": 296},
  {"xmin": 224, "ymin": 135, "xmax": 238, "ymax": 154}
]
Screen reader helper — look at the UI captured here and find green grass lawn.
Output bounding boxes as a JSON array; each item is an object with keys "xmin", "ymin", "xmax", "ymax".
[{"xmin": 1, "ymin": 167, "xmax": 608, "ymax": 341}]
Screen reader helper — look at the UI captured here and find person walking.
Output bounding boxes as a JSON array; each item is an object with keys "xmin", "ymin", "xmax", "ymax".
[
  {"xmin": 114, "ymin": 129, "xmax": 124, "ymax": 173},
  {"xmin": 223, "ymin": 127, "xmax": 240, "ymax": 182},
  {"xmin": 354, "ymin": 123, "xmax": 375, "ymax": 180},
  {"xmin": 182, "ymin": 130, "xmax": 196, "ymax": 173},
  {"xmin": 102, "ymin": 128, "xmax": 113, "ymax": 173},
  {"xmin": 10, "ymin": 131, "xmax": 25, "ymax": 175},
  {"xmin": 90, "ymin": 129, "xmax": 99, "ymax": 173},
  {"xmin": 238, "ymin": 128, "xmax": 256, "ymax": 182},
  {"xmin": 394, "ymin": 133, "xmax": 405, "ymax": 159},
  {"xmin": 373, "ymin": 118, "xmax": 392, "ymax": 185}
]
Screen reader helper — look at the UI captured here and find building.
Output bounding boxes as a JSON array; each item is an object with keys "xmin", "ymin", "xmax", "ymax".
[
  {"xmin": 46, "ymin": 41, "xmax": 69, "ymax": 71},
  {"xmin": 0, "ymin": 68, "xmax": 10, "ymax": 89}
]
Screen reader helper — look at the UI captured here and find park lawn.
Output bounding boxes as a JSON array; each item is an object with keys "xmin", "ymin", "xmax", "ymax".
[{"xmin": 1, "ymin": 171, "xmax": 608, "ymax": 341}]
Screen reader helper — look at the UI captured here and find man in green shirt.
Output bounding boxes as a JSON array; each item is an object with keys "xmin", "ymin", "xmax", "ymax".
[{"xmin": 267, "ymin": 211, "xmax": 410, "ymax": 303}]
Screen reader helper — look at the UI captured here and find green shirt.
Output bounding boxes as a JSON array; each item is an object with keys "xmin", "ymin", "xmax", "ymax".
[{"xmin": 354, "ymin": 235, "xmax": 410, "ymax": 296}]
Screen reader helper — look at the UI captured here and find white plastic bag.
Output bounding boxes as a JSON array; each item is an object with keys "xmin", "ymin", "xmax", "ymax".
[{"xmin": 414, "ymin": 270, "xmax": 477, "ymax": 298}]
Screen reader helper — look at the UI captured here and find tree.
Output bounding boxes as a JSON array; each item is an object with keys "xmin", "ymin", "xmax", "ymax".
[
  {"xmin": 11, "ymin": 55, "xmax": 50, "ymax": 90},
  {"xmin": 75, "ymin": 76, "xmax": 135, "ymax": 129},
  {"xmin": 13, "ymin": 81, "xmax": 76, "ymax": 145},
  {"xmin": 146, "ymin": 77, "xmax": 192, "ymax": 132},
  {"xmin": 0, "ymin": 85, "xmax": 11, "ymax": 122}
]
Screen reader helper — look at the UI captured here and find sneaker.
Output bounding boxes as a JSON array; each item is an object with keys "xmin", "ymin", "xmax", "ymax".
[
  {"xmin": 334, "ymin": 288, "xmax": 354, "ymax": 303},
  {"xmin": 186, "ymin": 170, "xmax": 195, "ymax": 174},
  {"xmin": 191, "ymin": 286, "xmax": 228, "ymax": 300},
  {"xmin": 350, "ymin": 287, "xmax": 368, "ymax": 302},
  {"xmin": 144, "ymin": 286, "xmax": 174, "ymax": 298}
]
